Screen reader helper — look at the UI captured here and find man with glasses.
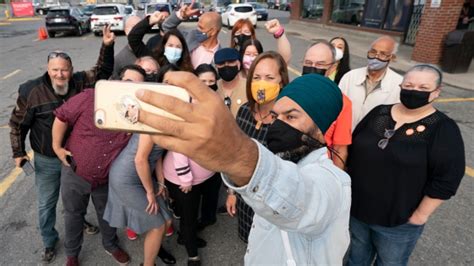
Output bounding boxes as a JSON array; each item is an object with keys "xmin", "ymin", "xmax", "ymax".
[
  {"xmin": 214, "ymin": 48, "xmax": 247, "ymax": 118},
  {"xmin": 8, "ymin": 25, "xmax": 115, "ymax": 264},
  {"xmin": 161, "ymin": 4, "xmax": 222, "ymax": 67},
  {"xmin": 338, "ymin": 35, "xmax": 402, "ymax": 129}
]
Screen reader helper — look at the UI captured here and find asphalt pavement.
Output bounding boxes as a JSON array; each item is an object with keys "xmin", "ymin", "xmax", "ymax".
[{"xmin": 0, "ymin": 9, "xmax": 472, "ymax": 265}]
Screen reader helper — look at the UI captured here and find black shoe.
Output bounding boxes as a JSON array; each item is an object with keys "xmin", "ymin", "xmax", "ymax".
[
  {"xmin": 177, "ymin": 234, "xmax": 207, "ymax": 248},
  {"xmin": 41, "ymin": 247, "xmax": 56, "ymax": 264},
  {"xmin": 197, "ymin": 219, "xmax": 216, "ymax": 232},
  {"xmin": 187, "ymin": 258, "xmax": 201, "ymax": 266},
  {"xmin": 158, "ymin": 247, "xmax": 176, "ymax": 265}
]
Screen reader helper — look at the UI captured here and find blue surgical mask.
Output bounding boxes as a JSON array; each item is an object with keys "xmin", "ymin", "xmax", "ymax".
[
  {"xmin": 164, "ymin": 47, "xmax": 182, "ymax": 64},
  {"xmin": 195, "ymin": 29, "xmax": 209, "ymax": 43},
  {"xmin": 367, "ymin": 58, "xmax": 389, "ymax": 71}
]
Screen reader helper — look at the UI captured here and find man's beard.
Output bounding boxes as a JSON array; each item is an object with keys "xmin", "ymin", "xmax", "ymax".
[
  {"xmin": 52, "ymin": 82, "xmax": 69, "ymax": 96},
  {"xmin": 276, "ymin": 135, "xmax": 326, "ymax": 163}
]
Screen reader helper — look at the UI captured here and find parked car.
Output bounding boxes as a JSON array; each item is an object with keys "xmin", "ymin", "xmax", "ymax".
[
  {"xmin": 145, "ymin": 3, "xmax": 173, "ymax": 30},
  {"xmin": 331, "ymin": 2, "xmax": 364, "ymax": 25},
  {"xmin": 279, "ymin": 1, "xmax": 291, "ymax": 11},
  {"xmin": 90, "ymin": 4, "xmax": 129, "ymax": 36},
  {"xmin": 81, "ymin": 4, "xmax": 95, "ymax": 17},
  {"xmin": 45, "ymin": 6, "xmax": 90, "ymax": 37},
  {"xmin": 125, "ymin": 5, "xmax": 136, "ymax": 16},
  {"xmin": 221, "ymin": 4, "xmax": 257, "ymax": 29},
  {"xmin": 302, "ymin": 3, "xmax": 324, "ymax": 18},
  {"xmin": 36, "ymin": 2, "xmax": 62, "ymax": 15},
  {"xmin": 210, "ymin": 0, "xmax": 231, "ymax": 13},
  {"xmin": 187, "ymin": 2, "xmax": 205, "ymax": 21},
  {"xmin": 248, "ymin": 2, "xmax": 268, "ymax": 21}
]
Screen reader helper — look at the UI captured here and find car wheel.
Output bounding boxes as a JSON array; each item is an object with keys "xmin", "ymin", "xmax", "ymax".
[
  {"xmin": 94, "ymin": 31, "xmax": 100, "ymax": 36},
  {"xmin": 227, "ymin": 19, "xmax": 232, "ymax": 29},
  {"xmin": 76, "ymin": 25, "xmax": 83, "ymax": 36},
  {"xmin": 48, "ymin": 31, "xmax": 55, "ymax": 38},
  {"xmin": 254, "ymin": 23, "xmax": 257, "ymax": 29}
]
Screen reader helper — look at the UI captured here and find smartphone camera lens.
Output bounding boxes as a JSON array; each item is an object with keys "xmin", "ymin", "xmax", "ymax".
[{"xmin": 97, "ymin": 118, "xmax": 103, "ymax": 125}]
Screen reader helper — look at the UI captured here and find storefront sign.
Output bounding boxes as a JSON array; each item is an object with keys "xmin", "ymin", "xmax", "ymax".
[{"xmin": 431, "ymin": 0, "xmax": 441, "ymax": 8}]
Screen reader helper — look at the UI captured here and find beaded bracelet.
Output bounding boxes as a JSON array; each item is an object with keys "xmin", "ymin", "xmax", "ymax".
[{"xmin": 273, "ymin": 26, "xmax": 285, "ymax": 39}]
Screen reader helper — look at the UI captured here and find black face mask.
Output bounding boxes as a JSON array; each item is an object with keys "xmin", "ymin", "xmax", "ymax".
[
  {"xmin": 266, "ymin": 120, "xmax": 325, "ymax": 163},
  {"xmin": 218, "ymin": 65, "xmax": 240, "ymax": 82},
  {"xmin": 302, "ymin": 66, "xmax": 327, "ymax": 76},
  {"xmin": 234, "ymin": 34, "xmax": 251, "ymax": 50},
  {"xmin": 209, "ymin": 83, "xmax": 218, "ymax": 91},
  {"xmin": 145, "ymin": 73, "xmax": 158, "ymax": 82},
  {"xmin": 400, "ymin": 88, "xmax": 435, "ymax": 109}
]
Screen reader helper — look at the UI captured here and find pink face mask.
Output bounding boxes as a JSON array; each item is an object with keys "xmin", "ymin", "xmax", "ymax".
[{"xmin": 243, "ymin": 55, "xmax": 257, "ymax": 70}]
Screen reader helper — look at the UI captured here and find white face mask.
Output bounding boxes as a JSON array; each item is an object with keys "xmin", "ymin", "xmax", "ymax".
[
  {"xmin": 164, "ymin": 47, "xmax": 183, "ymax": 64},
  {"xmin": 334, "ymin": 48, "xmax": 344, "ymax": 61}
]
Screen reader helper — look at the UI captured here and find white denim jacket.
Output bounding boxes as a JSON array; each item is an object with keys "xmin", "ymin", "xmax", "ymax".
[{"xmin": 223, "ymin": 141, "xmax": 351, "ymax": 265}]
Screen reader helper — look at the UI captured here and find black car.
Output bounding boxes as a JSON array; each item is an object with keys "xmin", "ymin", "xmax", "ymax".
[
  {"xmin": 45, "ymin": 6, "xmax": 91, "ymax": 37},
  {"xmin": 249, "ymin": 2, "xmax": 268, "ymax": 21}
]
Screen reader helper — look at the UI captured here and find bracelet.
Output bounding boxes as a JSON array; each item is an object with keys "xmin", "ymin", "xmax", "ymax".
[{"xmin": 273, "ymin": 27, "xmax": 285, "ymax": 39}]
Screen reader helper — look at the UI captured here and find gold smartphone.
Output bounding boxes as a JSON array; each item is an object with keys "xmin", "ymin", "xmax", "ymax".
[{"xmin": 94, "ymin": 80, "xmax": 190, "ymax": 134}]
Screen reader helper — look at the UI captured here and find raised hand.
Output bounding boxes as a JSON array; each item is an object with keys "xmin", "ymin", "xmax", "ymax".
[
  {"xmin": 102, "ymin": 24, "xmax": 115, "ymax": 46},
  {"xmin": 149, "ymin": 11, "xmax": 168, "ymax": 25},
  {"xmin": 179, "ymin": 0, "xmax": 200, "ymax": 19},
  {"xmin": 265, "ymin": 19, "xmax": 282, "ymax": 35}
]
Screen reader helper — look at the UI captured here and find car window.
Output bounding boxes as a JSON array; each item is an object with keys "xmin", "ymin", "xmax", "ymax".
[
  {"xmin": 125, "ymin": 7, "xmax": 132, "ymax": 14},
  {"xmin": 47, "ymin": 9, "xmax": 69, "ymax": 17},
  {"xmin": 93, "ymin": 6, "xmax": 119, "ymax": 15},
  {"xmin": 225, "ymin": 6, "xmax": 232, "ymax": 12},
  {"xmin": 234, "ymin": 6, "xmax": 253, "ymax": 13}
]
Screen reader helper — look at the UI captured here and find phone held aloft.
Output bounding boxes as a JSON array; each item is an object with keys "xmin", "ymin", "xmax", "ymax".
[
  {"xmin": 20, "ymin": 159, "xmax": 35, "ymax": 176},
  {"xmin": 94, "ymin": 80, "xmax": 190, "ymax": 134}
]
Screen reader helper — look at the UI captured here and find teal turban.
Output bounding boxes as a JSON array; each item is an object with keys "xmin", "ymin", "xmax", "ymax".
[{"xmin": 277, "ymin": 74, "xmax": 342, "ymax": 134}]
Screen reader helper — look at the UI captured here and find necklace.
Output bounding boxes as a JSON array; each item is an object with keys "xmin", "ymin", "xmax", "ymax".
[{"xmin": 254, "ymin": 106, "xmax": 272, "ymax": 130}]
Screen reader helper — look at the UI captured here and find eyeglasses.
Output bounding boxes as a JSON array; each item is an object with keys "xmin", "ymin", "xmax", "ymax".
[
  {"xmin": 377, "ymin": 129, "xmax": 396, "ymax": 149},
  {"xmin": 224, "ymin": 96, "xmax": 231, "ymax": 109},
  {"xmin": 367, "ymin": 50, "xmax": 392, "ymax": 62},
  {"xmin": 47, "ymin": 51, "xmax": 72, "ymax": 63}
]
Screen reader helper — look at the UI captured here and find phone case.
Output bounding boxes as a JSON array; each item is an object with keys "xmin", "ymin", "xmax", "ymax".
[{"xmin": 94, "ymin": 80, "xmax": 190, "ymax": 134}]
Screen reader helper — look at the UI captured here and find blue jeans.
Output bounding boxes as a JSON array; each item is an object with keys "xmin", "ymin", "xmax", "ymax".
[
  {"xmin": 34, "ymin": 152, "xmax": 62, "ymax": 248},
  {"xmin": 347, "ymin": 216, "xmax": 425, "ymax": 266}
]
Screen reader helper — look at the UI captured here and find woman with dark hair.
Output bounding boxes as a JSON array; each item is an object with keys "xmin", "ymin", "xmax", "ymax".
[
  {"xmin": 225, "ymin": 51, "xmax": 290, "ymax": 243},
  {"xmin": 156, "ymin": 63, "xmax": 181, "ymax": 83},
  {"xmin": 327, "ymin": 37, "xmax": 351, "ymax": 85},
  {"xmin": 128, "ymin": 15, "xmax": 194, "ymax": 72},
  {"xmin": 240, "ymin": 39, "xmax": 264, "ymax": 78},
  {"xmin": 194, "ymin": 64, "xmax": 218, "ymax": 91}
]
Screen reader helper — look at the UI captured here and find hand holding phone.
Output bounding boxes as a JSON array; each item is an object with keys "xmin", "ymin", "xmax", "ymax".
[
  {"xmin": 66, "ymin": 155, "xmax": 77, "ymax": 172},
  {"xmin": 20, "ymin": 159, "xmax": 35, "ymax": 176}
]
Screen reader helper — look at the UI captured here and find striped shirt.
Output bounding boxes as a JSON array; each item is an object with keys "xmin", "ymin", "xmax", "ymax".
[{"xmin": 236, "ymin": 103, "xmax": 269, "ymax": 147}]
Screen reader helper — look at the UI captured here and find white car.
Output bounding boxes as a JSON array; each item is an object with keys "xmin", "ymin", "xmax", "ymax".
[
  {"xmin": 221, "ymin": 4, "xmax": 257, "ymax": 29},
  {"xmin": 90, "ymin": 4, "xmax": 129, "ymax": 35}
]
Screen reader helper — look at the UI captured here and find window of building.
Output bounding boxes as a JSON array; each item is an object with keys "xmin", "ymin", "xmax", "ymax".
[{"xmin": 302, "ymin": 0, "xmax": 324, "ymax": 20}]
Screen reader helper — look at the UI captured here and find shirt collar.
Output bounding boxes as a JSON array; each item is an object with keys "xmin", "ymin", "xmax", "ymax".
[{"xmin": 356, "ymin": 67, "xmax": 388, "ymax": 86}]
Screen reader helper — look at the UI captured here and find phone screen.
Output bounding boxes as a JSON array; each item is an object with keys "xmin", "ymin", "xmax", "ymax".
[
  {"xmin": 66, "ymin": 155, "xmax": 77, "ymax": 172},
  {"xmin": 20, "ymin": 159, "xmax": 35, "ymax": 176}
]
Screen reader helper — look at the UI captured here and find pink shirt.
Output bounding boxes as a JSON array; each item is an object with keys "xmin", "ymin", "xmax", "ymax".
[
  {"xmin": 191, "ymin": 42, "xmax": 220, "ymax": 68},
  {"xmin": 163, "ymin": 151, "xmax": 214, "ymax": 186}
]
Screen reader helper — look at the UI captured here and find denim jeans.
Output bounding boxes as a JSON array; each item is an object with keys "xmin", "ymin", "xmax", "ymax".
[
  {"xmin": 34, "ymin": 152, "xmax": 62, "ymax": 248},
  {"xmin": 347, "ymin": 216, "xmax": 425, "ymax": 266}
]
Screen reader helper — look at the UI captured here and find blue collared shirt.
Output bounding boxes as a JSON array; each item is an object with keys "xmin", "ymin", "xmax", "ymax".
[{"xmin": 223, "ymin": 141, "xmax": 351, "ymax": 265}]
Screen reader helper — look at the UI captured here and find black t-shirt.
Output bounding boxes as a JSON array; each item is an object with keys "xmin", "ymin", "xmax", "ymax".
[{"xmin": 348, "ymin": 105, "xmax": 465, "ymax": 227}]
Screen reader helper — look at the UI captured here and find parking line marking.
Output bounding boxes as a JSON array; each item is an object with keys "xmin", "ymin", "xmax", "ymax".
[
  {"xmin": 33, "ymin": 38, "xmax": 39, "ymax": 42},
  {"xmin": 435, "ymin": 98, "xmax": 474, "ymax": 103},
  {"xmin": 0, "ymin": 150, "xmax": 34, "ymax": 197},
  {"xmin": 0, "ymin": 22, "xmax": 11, "ymax": 26},
  {"xmin": 466, "ymin": 167, "xmax": 474, "ymax": 178},
  {"xmin": 1, "ymin": 69, "xmax": 21, "ymax": 80}
]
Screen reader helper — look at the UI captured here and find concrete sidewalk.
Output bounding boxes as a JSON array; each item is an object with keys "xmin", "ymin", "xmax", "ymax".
[{"xmin": 287, "ymin": 20, "xmax": 473, "ymax": 91}]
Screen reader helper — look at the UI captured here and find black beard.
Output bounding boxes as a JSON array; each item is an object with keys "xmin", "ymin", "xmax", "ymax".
[{"xmin": 276, "ymin": 135, "xmax": 326, "ymax": 163}]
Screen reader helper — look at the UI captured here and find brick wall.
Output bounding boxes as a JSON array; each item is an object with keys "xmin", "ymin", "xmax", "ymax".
[{"xmin": 412, "ymin": 0, "xmax": 464, "ymax": 64}]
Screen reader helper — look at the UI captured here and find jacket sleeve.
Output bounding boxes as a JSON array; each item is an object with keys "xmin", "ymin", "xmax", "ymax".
[
  {"xmin": 9, "ymin": 86, "xmax": 34, "ymax": 158},
  {"xmin": 161, "ymin": 11, "xmax": 182, "ymax": 33},
  {"xmin": 171, "ymin": 152, "xmax": 194, "ymax": 187},
  {"xmin": 83, "ymin": 42, "xmax": 115, "ymax": 87},
  {"xmin": 223, "ymin": 141, "xmax": 351, "ymax": 236},
  {"xmin": 128, "ymin": 16, "xmax": 153, "ymax": 58}
]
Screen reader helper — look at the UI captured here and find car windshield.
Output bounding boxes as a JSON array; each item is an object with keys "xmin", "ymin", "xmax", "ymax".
[
  {"xmin": 47, "ymin": 9, "xmax": 69, "ymax": 17},
  {"xmin": 251, "ymin": 3, "xmax": 263, "ymax": 9},
  {"xmin": 147, "ymin": 4, "xmax": 169, "ymax": 13},
  {"xmin": 83, "ymin": 5, "xmax": 95, "ymax": 12},
  {"xmin": 93, "ymin": 6, "xmax": 119, "ymax": 15},
  {"xmin": 234, "ymin": 6, "xmax": 253, "ymax": 13}
]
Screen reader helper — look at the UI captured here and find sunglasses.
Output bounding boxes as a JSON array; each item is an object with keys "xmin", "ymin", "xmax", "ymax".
[
  {"xmin": 377, "ymin": 129, "xmax": 396, "ymax": 149},
  {"xmin": 224, "ymin": 96, "xmax": 231, "ymax": 109},
  {"xmin": 47, "ymin": 51, "xmax": 72, "ymax": 63}
]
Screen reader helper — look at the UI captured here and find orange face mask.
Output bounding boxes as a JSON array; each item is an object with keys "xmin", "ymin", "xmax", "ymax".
[{"xmin": 251, "ymin": 80, "xmax": 280, "ymax": 104}]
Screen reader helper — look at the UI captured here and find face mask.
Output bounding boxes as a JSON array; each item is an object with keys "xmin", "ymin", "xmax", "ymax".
[
  {"xmin": 266, "ymin": 119, "xmax": 324, "ymax": 162},
  {"xmin": 164, "ymin": 47, "xmax": 182, "ymax": 64},
  {"xmin": 218, "ymin": 65, "xmax": 239, "ymax": 82},
  {"xmin": 145, "ymin": 73, "xmax": 158, "ymax": 82},
  {"xmin": 367, "ymin": 58, "xmax": 389, "ymax": 71},
  {"xmin": 302, "ymin": 66, "xmax": 327, "ymax": 76},
  {"xmin": 251, "ymin": 80, "xmax": 280, "ymax": 104},
  {"xmin": 209, "ymin": 83, "xmax": 218, "ymax": 91},
  {"xmin": 400, "ymin": 88, "xmax": 436, "ymax": 109},
  {"xmin": 234, "ymin": 34, "xmax": 251, "ymax": 49},
  {"xmin": 242, "ymin": 55, "xmax": 256, "ymax": 70},
  {"xmin": 195, "ymin": 29, "xmax": 209, "ymax": 43},
  {"xmin": 335, "ymin": 48, "xmax": 344, "ymax": 61}
]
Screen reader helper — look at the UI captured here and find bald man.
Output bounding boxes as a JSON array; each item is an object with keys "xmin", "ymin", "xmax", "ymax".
[
  {"xmin": 112, "ymin": 16, "xmax": 142, "ymax": 78},
  {"xmin": 161, "ymin": 5, "xmax": 222, "ymax": 67},
  {"xmin": 339, "ymin": 35, "xmax": 403, "ymax": 129}
]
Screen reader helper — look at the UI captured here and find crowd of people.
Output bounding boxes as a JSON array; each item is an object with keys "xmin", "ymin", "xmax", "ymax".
[{"xmin": 9, "ymin": 3, "xmax": 466, "ymax": 266}]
